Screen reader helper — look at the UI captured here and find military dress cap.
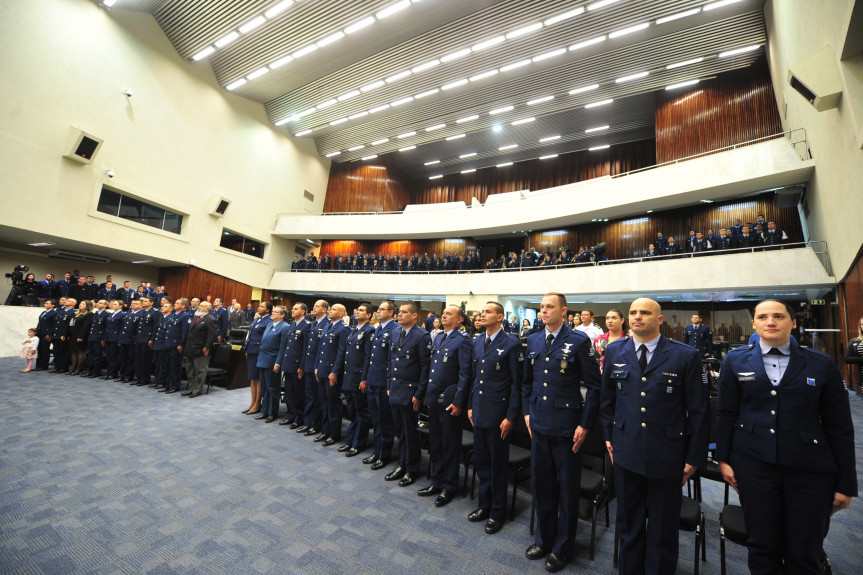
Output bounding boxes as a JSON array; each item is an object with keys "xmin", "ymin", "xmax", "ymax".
[{"xmin": 439, "ymin": 384, "xmax": 458, "ymax": 406}]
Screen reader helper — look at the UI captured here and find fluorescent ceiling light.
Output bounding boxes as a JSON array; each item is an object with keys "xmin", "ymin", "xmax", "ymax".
[
  {"xmin": 441, "ymin": 48, "xmax": 471, "ymax": 62},
  {"xmin": 589, "ymin": 144, "xmax": 610, "ymax": 150},
  {"xmin": 239, "ymin": 16, "xmax": 266, "ymax": 34},
  {"xmin": 103, "ymin": 0, "xmax": 119, "ymax": 6},
  {"xmin": 348, "ymin": 145, "xmax": 365, "ymax": 151},
  {"xmin": 295, "ymin": 129, "xmax": 312, "ymax": 136},
  {"xmin": 274, "ymin": 118, "xmax": 291, "ymax": 126},
  {"xmin": 316, "ymin": 99, "xmax": 337, "ymax": 109},
  {"xmin": 500, "ymin": 59, "xmax": 532, "ymax": 72},
  {"xmin": 588, "ymin": 0, "xmax": 622, "ymax": 10},
  {"xmin": 666, "ymin": 80, "xmax": 699, "ymax": 90},
  {"xmin": 325, "ymin": 151, "xmax": 341, "ymax": 157},
  {"xmin": 429, "ymin": 174, "xmax": 443, "ymax": 179},
  {"xmin": 456, "ymin": 115, "xmax": 479, "ymax": 123},
  {"xmin": 472, "ymin": 36, "xmax": 505, "ymax": 51},
  {"xmin": 424, "ymin": 160, "xmax": 440, "ymax": 165},
  {"xmin": 539, "ymin": 135, "xmax": 561, "ymax": 142},
  {"xmin": 570, "ymin": 36, "xmax": 606, "ymax": 51},
  {"xmin": 360, "ymin": 80, "xmax": 385, "ymax": 92},
  {"xmin": 425, "ymin": 123, "xmax": 446, "ymax": 131},
  {"xmin": 344, "ymin": 16, "xmax": 375, "ymax": 34},
  {"xmin": 397, "ymin": 131, "xmax": 416, "ymax": 139},
  {"xmin": 442, "ymin": 79, "xmax": 468, "ymax": 90},
  {"xmin": 371, "ymin": 138, "xmax": 390, "ymax": 145},
  {"xmin": 539, "ymin": 154, "xmax": 558, "ymax": 159},
  {"xmin": 412, "ymin": 59, "xmax": 440, "ymax": 73},
  {"xmin": 337, "ymin": 90, "xmax": 360, "ymax": 101},
  {"xmin": 368, "ymin": 104, "xmax": 390, "ymax": 113},
  {"xmin": 511, "ymin": 117, "xmax": 535, "ymax": 125},
  {"xmin": 667, "ymin": 57, "xmax": 704, "ymax": 69},
  {"xmin": 226, "ymin": 78, "xmax": 247, "ymax": 90},
  {"xmin": 506, "ymin": 22, "xmax": 543, "ymax": 39},
  {"xmin": 330, "ymin": 117, "xmax": 348, "ymax": 125},
  {"xmin": 499, "ymin": 144, "xmax": 518, "ymax": 150},
  {"xmin": 533, "ymin": 48, "xmax": 566, "ymax": 62},
  {"xmin": 385, "ymin": 70, "xmax": 411, "ymax": 83},
  {"xmin": 317, "ymin": 31, "xmax": 344, "ymax": 48},
  {"xmin": 489, "ymin": 105, "xmax": 514, "ymax": 115},
  {"xmin": 704, "ymin": 0, "xmax": 744, "ymax": 11},
  {"xmin": 496, "ymin": 162, "xmax": 513, "ymax": 167},
  {"xmin": 377, "ymin": 0, "xmax": 410, "ymax": 19},
  {"xmin": 470, "ymin": 70, "xmax": 499, "ymax": 82},
  {"xmin": 656, "ymin": 8, "xmax": 701, "ymax": 24},
  {"xmin": 192, "ymin": 46, "xmax": 216, "ymax": 61},
  {"xmin": 246, "ymin": 67, "xmax": 269, "ymax": 80},
  {"xmin": 215, "ymin": 32, "xmax": 239, "ymax": 48},
  {"xmin": 461, "ymin": 168, "xmax": 476, "ymax": 173},
  {"xmin": 569, "ymin": 83, "xmax": 600, "ymax": 94},
  {"xmin": 28, "ymin": 241, "xmax": 56, "ymax": 246},
  {"xmin": 615, "ymin": 71, "xmax": 649, "ymax": 83},
  {"xmin": 544, "ymin": 7, "xmax": 585, "ymax": 26},
  {"xmin": 609, "ymin": 23, "xmax": 649, "ymax": 39},
  {"xmin": 361, "ymin": 155, "xmax": 378, "ymax": 160},
  {"xmin": 585, "ymin": 98, "xmax": 613, "ymax": 108},
  {"xmin": 390, "ymin": 96, "xmax": 413, "ymax": 106},
  {"xmin": 131, "ymin": 260, "xmax": 153, "ymax": 264},
  {"xmin": 719, "ymin": 45, "xmax": 760, "ymax": 58},
  {"xmin": 348, "ymin": 111, "xmax": 368, "ymax": 120},
  {"xmin": 446, "ymin": 133, "xmax": 466, "ymax": 140},
  {"xmin": 269, "ymin": 54, "xmax": 293, "ymax": 69},
  {"xmin": 460, "ymin": 152, "xmax": 477, "ymax": 158},
  {"xmin": 585, "ymin": 125, "xmax": 609, "ymax": 133},
  {"xmin": 296, "ymin": 107, "xmax": 316, "ymax": 118},
  {"xmin": 292, "ymin": 44, "xmax": 318, "ymax": 58},
  {"xmin": 399, "ymin": 145, "xmax": 416, "ymax": 152},
  {"xmin": 265, "ymin": 0, "xmax": 294, "ymax": 19},
  {"xmin": 527, "ymin": 95, "xmax": 554, "ymax": 105},
  {"xmin": 415, "ymin": 88, "xmax": 439, "ymax": 99}
]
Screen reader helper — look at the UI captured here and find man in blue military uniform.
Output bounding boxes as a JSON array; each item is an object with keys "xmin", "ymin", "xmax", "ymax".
[
  {"xmin": 50, "ymin": 297, "xmax": 75, "ymax": 373},
  {"xmin": 158, "ymin": 298, "xmax": 189, "ymax": 394},
  {"xmin": 417, "ymin": 304, "xmax": 472, "ymax": 507},
  {"xmin": 256, "ymin": 305, "xmax": 290, "ymax": 423},
  {"xmin": 600, "ymin": 298, "xmax": 709, "ymax": 575},
  {"xmin": 384, "ymin": 302, "xmax": 431, "ymax": 486},
  {"xmin": 150, "ymin": 302, "xmax": 174, "ymax": 390},
  {"xmin": 35, "ymin": 299, "xmax": 57, "ymax": 371},
  {"xmin": 115, "ymin": 281, "xmax": 134, "ymax": 309},
  {"xmin": 762, "ymin": 220, "xmax": 788, "ymax": 249},
  {"xmin": 296, "ymin": 300, "xmax": 330, "ymax": 437},
  {"xmin": 314, "ymin": 304, "xmax": 349, "ymax": 445},
  {"xmin": 97, "ymin": 281, "xmax": 117, "ymax": 302},
  {"xmin": 103, "ymin": 300, "xmax": 125, "ymax": 379},
  {"xmin": 37, "ymin": 274, "xmax": 57, "ymax": 305},
  {"xmin": 133, "ymin": 297, "xmax": 160, "ymax": 386},
  {"xmin": 653, "ymin": 233, "xmax": 668, "ymax": 254},
  {"xmin": 56, "ymin": 273, "xmax": 73, "ymax": 299},
  {"xmin": 339, "ymin": 303, "xmax": 375, "ymax": 456},
  {"xmin": 361, "ymin": 301, "xmax": 401, "ymax": 469},
  {"xmin": 684, "ymin": 313, "xmax": 713, "ymax": 358},
  {"xmin": 716, "ymin": 300, "xmax": 857, "ymax": 575},
  {"xmin": 117, "ymin": 299, "xmax": 141, "ymax": 382},
  {"xmin": 714, "ymin": 227, "xmax": 734, "ymax": 251},
  {"xmin": 467, "ymin": 301, "xmax": 522, "ymax": 535},
  {"xmin": 523, "ymin": 293, "xmax": 601, "ymax": 572},
  {"xmin": 84, "ymin": 299, "xmax": 109, "ymax": 378},
  {"xmin": 278, "ymin": 303, "xmax": 309, "ymax": 427},
  {"xmin": 212, "ymin": 298, "xmax": 230, "ymax": 342}
]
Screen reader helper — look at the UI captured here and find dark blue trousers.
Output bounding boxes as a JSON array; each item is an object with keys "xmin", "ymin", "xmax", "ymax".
[
  {"xmin": 104, "ymin": 341, "xmax": 120, "ymax": 377},
  {"xmin": 53, "ymin": 339, "xmax": 69, "ymax": 372},
  {"xmin": 473, "ymin": 425, "xmax": 510, "ymax": 521},
  {"xmin": 259, "ymin": 366, "xmax": 281, "ymax": 417},
  {"xmin": 367, "ymin": 386, "xmax": 394, "ymax": 461},
  {"xmin": 166, "ymin": 348, "xmax": 183, "ymax": 390},
  {"xmin": 119, "ymin": 344, "xmax": 135, "ymax": 379},
  {"xmin": 134, "ymin": 342, "xmax": 153, "ymax": 383},
  {"xmin": 86, "ymin": 340, "xmax": 104, "ymax": 376},
  {"xmin": 532, "ymin": 431, "xmax": 584, "ymax": 559},
  {"xmin": 36, "ymin": 337, "xmax": 52, "ymax": 370},
  {"xmin": 303, "ymin": 372, "xmax": 322, "ymax": 429},
  {"xmin": 284, "ymin": 370, "xmax": 304, "ymax": 422},
  {"xmin": 428, "ymin": 403, "xmax": 464, "ymax": 492},
  {"xmin": 317, "ymin": 375, "xmax": 343, "ymax": 440},
  {"xmin": 391, "ymin": 403, "xmax": 420, "ymax": 473},
  {"xmin": 153, "ymin": 349, "xmax": 168, "ymax": 387},
  {"xmin": 344, "ymin": 388, "xmax": 371, "ymax": 450}
]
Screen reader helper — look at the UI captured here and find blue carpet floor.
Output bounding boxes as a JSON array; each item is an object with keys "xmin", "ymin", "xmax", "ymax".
[{"xmin": 1, "ymin": 357, "xmax": 861, "ymax": 574}]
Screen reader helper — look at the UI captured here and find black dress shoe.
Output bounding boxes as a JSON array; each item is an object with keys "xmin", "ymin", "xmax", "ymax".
[
  {"xmin": 188, "ymin": 392, "xmax": 202, "ymax": 398},
  {"xmin": 417, "ymin": 485, "xmax": 442, "ymax": 497},
  {"xmin": 288, "ymin": 422, "xmax": 301, "ymax": 429},
  {"xmin": 468, "ymin": 508, "xmax": 490, "ymax": 522},
  {"xmin": 158, "ymin": 388, "xmax": 169, "ymax": 393},
  {"xmin": 148, "ymin": 383, "xmax": 159, "ymax": 388},
  {"xmin": 398, "ymin": 473, "xmax": 415, "ymax": 487},
  {"xmin": 384, "ymin": 466, "xmax": 406, "ymax": 481},
  {"xmin": 164, "ymin": 389, "xmax": 178, "ymax": 394},
  {"xmin": 265, "ymin": 416, "xmax": 276, "ymax": 423},
  {"xmin": 303, "ymin": 428, "xmax": 317, "ymax": 436},
  {"xmin": 278, "ymin": 419, "xmax": 292, "ymax": 425},
  {"xmin": 88, "ymin": 374, "xmax": 99, "ymax": 378},
  {"xmin": 254, "ymin": 414, "xmax": 267, "ymax": 420},
  {"xmin": 370, "ymin": 459, "xmax": 388, "ymax": 470},
  {"xmin": 435, "ymin": 489, "xmax": 454, "ymax": 507},
  {"xmin": 338, "ymin": 444, "xmax": 351, "ymax": 453},
  {"xmin": 295, "ymin": 425, "xmax": 309, "ymax": 433},
  {"xmin": 525, "ymin": 545, "xmax": 550, "ymax": 560},
  {"xmin": 242, "ymin": 409, "xmax": 251, "ymax": 414},
  {"xmin": 485, "ymin": 518, "xmax": 504, "ymax": 534},
  {"xmin": 246, "ymin": 410, "xmax": 261, "ymax": 416},
  {"xmin": 128, "ymin": 381, "xmax": 138, "ymax": 385},
  {"xmin": 180, "ymin": 391, "xmax": 193, "ymax": 396},
  {"xmin": 544, "ymin": 553, "xmax": 567, "ymax": 573},
  {"xmin": 345, "ymin": 448, "xmax": 360, "ymax": 457},
  {"xmin": 362, "ymin": 454, "xmax": 378, "ymax": 465},
  {"xmin": 322, "ymin": 437, "xmax": 337, "ymax": 447},
  {"xmin": 313, "ymin": 434, "xmax": 328, "ymax": 442}
]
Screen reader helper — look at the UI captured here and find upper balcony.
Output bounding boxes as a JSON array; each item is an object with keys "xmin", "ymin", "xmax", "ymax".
[{"xmin": 272, "ymin": 131, "xmax": 813, "ymax": 241}]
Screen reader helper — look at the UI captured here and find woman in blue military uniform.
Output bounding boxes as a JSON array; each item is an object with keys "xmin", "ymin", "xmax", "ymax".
[{"xmin": 242, "ymin": 302, "xmax": 272, "ymax": 415}]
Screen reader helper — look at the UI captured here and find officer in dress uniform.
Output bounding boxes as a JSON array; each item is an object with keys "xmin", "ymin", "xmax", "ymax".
[
  {"xmin": 150, "ymin": 303, "xmax": 173, "ymax": 390},
  {"xmin": 418, "ymin": 304, "xmax": 473, "ymax": 507},
  {"xmin": 361, "ymin": 301, "xmax": 401, "ymax": 469},
  {"xmin": 97, "ymin": 281, "xmax": 117, "ymax": 302},
  {"xmin": 255, "ymin": 305, "xmax": 290, "ymax": 423},
  {"xmin": 296, "ymin": 300, "xmax": 330, "ymax": 437},
  {"xmin": 684, "ymin": 313, "xmax": 713, "ymax": 358},
  {"xmin": 523, "ymin": 293, "xmax": 601, "ymax": 572},
  {"xmin": 600, "ymin": 298, "xmax": 709, "ymax": 575},
  {"xmin": 103, "ymin": 300, "xmax": 125, "ymax": 379},
  {"xmin": 133, "ymin": 297, "xmax": 160, "ymax": 386},
  {"xmin": 50, "ymin": 298, "xmax": 75, "ymax": 373},
  {"xmin": 243, "ymin": 302, "xmax": 272, "ymax": 414},
  {"xmin": 714, "ymin": 228, "xmax": 733, "ymax": 251},
  {"xmin": 37, "ymin": 274, "xmax": 57, "ymax": 305},
  {"xmin": 663, "ymin": 236, "xmax": 683, "ymax": 257},
  {"xmin": 56, "ymin": 273, "xmax": 73, "ymax": 298},
  {"xmin": 117, "ymin": 299, "xmax": 141, "ymax": 382},
  {"xmin": 467, "ymin": 301, "xmax": 523, "ymax": 535},
  {"xmin": 117, "ymin": 281, "xmax": 134, "ymax": 309},
  {"xmin": 339, "ymin": 303, "xmax": 375, "ymax": 456},
  {"xmin": 735, "ymin": 225, "xmax": 763, "ymax": 249},
  {"xmin": 35, "ymin": 299, "xmax": 57, "ymax": 370},
  {"xmin": 692, "ymin": 232, "xmax": 711, "ymax": 255},
  {"xmin": 314, "ymin": 304, "xmax": 349, "ymax": 445},
  {"xmin": 653, "ymin": 233, "xmax": 668, "ymax": 254},
  {"xmin": 85, "ymin": 300, "xmax": 109, "ymax": 377},
  {"xmin": 278, "ymin": 303, "xmax": 309, "ymax": 427},
  {"xmin": 762, "ymin": 220, "xmax": 788, "ymax": 250},
  {"xmin": 211, "ymin": 298, "xmax": 230, "ymax": 342},
  {"xmin": 716, "ymin": 300, "xmax": 857, "ymax": 575},
  {"xmin": 384, "ymin": 302, "xmax": 431, "ymax": 487}
]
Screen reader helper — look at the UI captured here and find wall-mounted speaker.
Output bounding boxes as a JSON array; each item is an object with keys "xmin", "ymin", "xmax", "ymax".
[
  {"xmin": 775, "ymin": 185, "xmax": 805, "ymax": 208},
  {"xmin": 787, "ymin": 46, "xmax": 843, "ymax": 111},
  {"xmin": 210, "ymin": 196, "xmax": 231, "ymax": 217},
  {"xmin": 63, "ymin": 127, "xmax": 103, "ymax": 165}
]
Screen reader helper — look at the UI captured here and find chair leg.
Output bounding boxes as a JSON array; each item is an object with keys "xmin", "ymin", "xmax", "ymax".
[
  {"xmin": 590, "ymin": 502, "xmax": 598, "ymax": 561},
  {"xmin": 701, "ymin": 513, "xmax": 707, "ymax": 560},
  {"xmin": 613, "ymin": 530, "xmax": 619, "ymax": 567},
  {"xmin": 720, "ymin": 530, "xmax": 727, "ymax": 575}
]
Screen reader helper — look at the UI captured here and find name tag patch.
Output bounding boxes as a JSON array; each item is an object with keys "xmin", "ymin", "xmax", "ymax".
[{"xmin": 807, "ymin": 377, "xmax": 816, "ymax": 386}]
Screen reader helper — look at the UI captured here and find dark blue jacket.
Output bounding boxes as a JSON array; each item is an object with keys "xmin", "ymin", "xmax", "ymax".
[
  {"xmin": 56, "ymin": 279, "xmax": 72, "ymax": 297},
  {"xmin": 166, "ymin": 310, "xmax": 190, "ymax": 348},
  {"xmin": 152, "ymin": 313, "xmax": 172, "ymax": 351},
  {"xmin": 255, "ymin": 320, "xmax": 289, "ymax": 369},
  {"xmin": 684, "ymin": 324, "xmax": 713, "ymax": 356},
  {"xmin": 387, "ymin": 324, "xmax": 431, "ymax": 405},
  {"xmin": 343, "ymin": 323, "xmax": 374, "ymax": 390},
  {"xmin": 97, "ymin": 286, "xmax": 117, "ymax": 301},
  {"xmin": 134, "ymin": 307, "xmax": 160, "ymax": 344},
  {"xmin": 315, "ymin": 320, "xmax": 349, "ymax": 378},
  {"xmin": 425, "ymin": 329, "xmax": 473, "ymax": 410},
  {"xmin": 244, "ymin": 315, "xmax": 273, "ymax": 355},
  {"xmin": 117, "ymin": 287, "xmax": 135, "ymax": 307},
  {"xmin": 38, "ymin": 280, "xmax": 58, "ymax": 300},
  {"xmin": 212, "ymin": 306, "xmax": 230, "ymax": 339},
  {"xmin": 51, "ymin": 307, "xmax": 75, "ymax": 339},
  {"xmin": 303, "ymin": 316, "xmax": 331, "ymax": 372},
  {"xmin": 87, "ymin": 309, "xmax": 109, "ymax": 342},
  {"xmin": 362, "ymin": 320, "xmax": 400, "ymax": 388},
  {"xmin": 469, "ymin": 329, "xmax": 522, "ymax": 427},
  {"xmin": 281, "ymin": 318, "xmax": 309, "ymax": 373},
  {"xmin": 118, "ymin": 310, "xmax": 141, "ymax": 345},
  {"xmin": 37, "ymin": 307, "xmax": 57, "ymax": 338},
  {"xmin": 105, "ymin": 310, "xmax": 126, "ymax": 343}
]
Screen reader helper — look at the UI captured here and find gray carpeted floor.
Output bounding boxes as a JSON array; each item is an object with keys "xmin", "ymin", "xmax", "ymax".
[{"xmin": 1, "ymin": 358, "xmax": 861, "ymax": 574}]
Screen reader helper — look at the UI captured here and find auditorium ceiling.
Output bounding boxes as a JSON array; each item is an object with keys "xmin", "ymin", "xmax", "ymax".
[{"xmin": 112, "ymin": 0, "xmax": 767, "ymax": 179}]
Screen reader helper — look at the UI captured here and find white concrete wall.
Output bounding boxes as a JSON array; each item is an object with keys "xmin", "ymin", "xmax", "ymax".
[
  {"xmin": 0, "ymin": 307, "xmax": 42, "ymax": 358},
  {"xmin": 764, "ymin": 0, "xmax": 863, "ymax": 280},
  {"xmin": 0, "ymin": 0, "xmax": 330, "ymax": 288}
]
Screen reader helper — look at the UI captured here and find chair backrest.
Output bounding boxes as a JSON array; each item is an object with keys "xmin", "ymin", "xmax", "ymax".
[
  {"xmin": 213, "ymin": 343, "xmax": 232, "ymax": 368},
  {"xmin": 509, "ymin": 415, "xmax": 532, "ymax": 450}
]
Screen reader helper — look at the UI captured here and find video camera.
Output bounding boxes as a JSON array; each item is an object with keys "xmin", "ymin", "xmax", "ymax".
[{"xmin": 4, "ymin": 265, "xmax": 29, "ymax": 284}]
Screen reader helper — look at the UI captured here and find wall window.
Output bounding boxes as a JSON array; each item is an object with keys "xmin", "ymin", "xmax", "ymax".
[
  {"xmin": 220, "ymin": 229, "xmax": 265, "ymax": 259},
  {"xmin": 97, "ymin": 187, "xmax": 183, "ymax": 234}
]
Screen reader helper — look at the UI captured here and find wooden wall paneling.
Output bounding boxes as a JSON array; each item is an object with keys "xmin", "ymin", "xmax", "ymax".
[
  {"xmin": 323, "ymin": 154, "xmax": 411, "ymax": 213},
  {"xmin": 839, "ymin": 249, "xmax": 863, "ymax": 391},
  {"xmin": 158, "ymin": 266, "xmax": 253, "ymax": 305},
  {"xmin": 318, "ymin": 237, "xmax": 479, "ymax": 261}
]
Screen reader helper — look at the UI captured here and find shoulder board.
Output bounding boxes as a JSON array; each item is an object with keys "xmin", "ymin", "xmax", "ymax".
[{"xmin": 728, "ymin": 346, "xmax": 750, "ymax": 353}]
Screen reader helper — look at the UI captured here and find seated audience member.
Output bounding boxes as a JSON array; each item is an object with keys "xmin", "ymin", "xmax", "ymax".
[{"xmin": 645, "ymin": 243, "xmax": 659, "ymax": 258}]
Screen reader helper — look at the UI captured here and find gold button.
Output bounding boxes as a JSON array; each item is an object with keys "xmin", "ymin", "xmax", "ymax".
[
  {"xmin": 641, "ymin": 422, "xmax": 647, "ymax": 428},
  {"xmin": 642, "ymin": 377, "xmax": 647, "ymax": 382},
  {"xmin": 542, "ymin": 395, "xmax": 547, "ymax": 400},
  {"xmin": 544, "ymin": 370, "xmax": 548, "ymax": 374},
  {"xmin": 543, "ymin": 382, "xmax": 547, "ymax": 387},
  {"xmin": 770, "ymin": 390, "xmax": 777, "ymax": 396},
  {"xmin": 770, "ymin": 410, "xmax": 775, "ymax": 416},
  {"xmin": 640, "ymin": 407, "xmax": 646, "ymax": 412},
  {"xmin": 769, "ymin": 429, "xmax": 775, "ymax": 434},
  {"xmin": 640, "ymin": 392, "xmax": 646, "ymax": 397}
]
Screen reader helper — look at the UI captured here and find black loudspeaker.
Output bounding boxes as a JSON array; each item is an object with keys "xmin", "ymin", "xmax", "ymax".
[
  {"xmin": 210, "ymin": 196, "xmax": 231, "ymax": 217},
  {"xmin": 775, "ymin": 186, "xmax": 804, "ymax": 208},
  {"xmin": 63, "ymin": 127, "xmax": 103, "ymax": 165}
]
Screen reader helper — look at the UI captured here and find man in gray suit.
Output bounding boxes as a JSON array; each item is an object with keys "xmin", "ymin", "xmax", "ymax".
[{"xmin": 181, "ymin": 301, "xmax": 218, "ymax": 398}]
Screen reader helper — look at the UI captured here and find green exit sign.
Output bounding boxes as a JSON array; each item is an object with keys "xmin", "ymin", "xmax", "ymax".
[{"xmin": 810, "ymin": 299, "xmax": 826, "ymax": 305}]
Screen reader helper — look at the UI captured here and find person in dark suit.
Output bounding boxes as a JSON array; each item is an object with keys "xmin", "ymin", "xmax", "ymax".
[
  {"xmin": 340, "ymin": 303, "xmax": 375, "ymax": 456},
  {"xmin": 716, "ymin": 299, "xmax": 857, "ymax": 575},
  {"xmin": 242, "ymin": 302, "xmax": 272, "ymax": 415},
  {"xmin": 361, "ymin": 301, "xmax": 401, "ymax": 469},
  {"xmin": 211, "ymin": 298, "xmax": 230, "ymax": 342},
  {"xmin": 55, "ymin": 273, "xmax": 73, "ymax": 299},
  {"xmin": 684, "ymin": 313, "xmax": 713, "ymax": 358},
  {"xmin": 734, "ymin": 225, "xmax": 763, "ymax": 249},
  {"xmin": 85, "ymin": 300, "xmax": 109, "ymax": 378},
  {"xmin": 37, "ymin": 274, "xmax": 57, "ymax": 305},
  {"xmin": 296, "ymin": 300, "xmax": 330, "ymax": 437},
  {"xmin": 278, "ymin": 303, "xmax": 309, "ymax": 427},
  {"xmin": 418, "ymin": 304, "xmax": 473, "ymax": 507},
  {"xmin": 150, "ymin": 302, "xmax": 174, "ymax": 390},
  {"xmin": 228, "ymin": 303, "xmax": 243, "ymax": 332},
  {"xmin": 159, "ymin": 298, "xmax": 190, "ymax": 394},
  {"xmin": 35, "ymin": 299, "xmax": 57, "ymax": 370},
  {"xmin": 255, "ymin": 305, "xmax": 289, "ymax": 423},
  {"xmin": 181, "ymin": 301, "xmax": 219, "ymax": 398},
  {"xmin": 50, "ymin": 297, "xmax": 75, "ymax": 373},
  {"xmin": 385, "ymin": 302, "xmax": 431, "ymax": 486},
  {"xmin": 600, "ymin": 298, "xmax": 709, "ymax": 575},
  {"xmin": 103, "ymin": 300, "xmax": 125, "ymax": 379},
  {"xmin": 67, "ymin": 277, "xmax": 88, "ymax": 306},
  {"xmin": 467, "ymin": 301, "xmax": 522, "ymax": 535},
  {"xmin": 133, "ymin": 297, "xmax": 160, "ymax": 386},
  {"xmin": 314, "ymin": 304, "xmax": 349, "ymax": 445},
  {"xmin": 523, "ymin": 293, "xmax": 601, "ymax": 572},
  {"xmin": 67, "ymin": 300, "xmax": 93, "ymax": 375},
  {"xmin": 117, "ymin": 300, "xmax": 140, "ymax": 382},
  {"xmin": 644, "ymin": 244, "xmax": 659, "ymax": 258},
  {"xmin": 663, "ymin": 236, "xmax": 683, "ymax": 257},
  {"xmin": 97, "ymin": 281, "xmax": 117, "ymax": 302}
]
